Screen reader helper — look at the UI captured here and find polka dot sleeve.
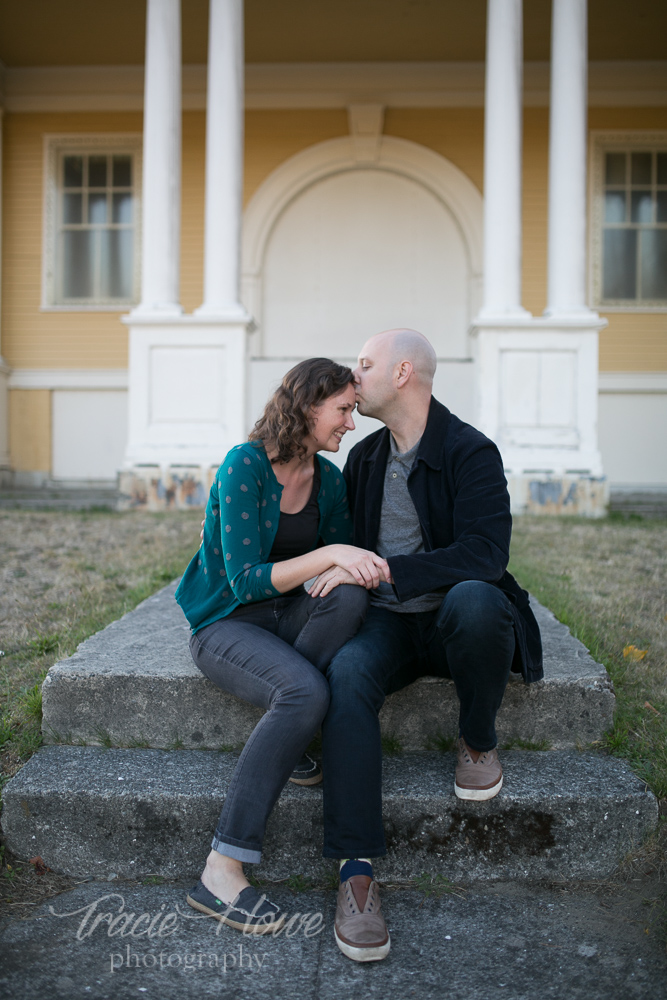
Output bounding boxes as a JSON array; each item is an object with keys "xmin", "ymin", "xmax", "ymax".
[{"xmin": 218, "ymin": 451, "xmax": 281, "ymax": 604}]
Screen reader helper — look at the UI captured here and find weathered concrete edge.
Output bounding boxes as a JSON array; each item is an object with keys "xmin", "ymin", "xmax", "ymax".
[{"xmin": 1, "ymin": 748, "xmax": 658, "ymax": 883}]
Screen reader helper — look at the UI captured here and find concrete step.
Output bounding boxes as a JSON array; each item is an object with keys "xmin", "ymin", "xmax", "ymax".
[
  {"xmin": 1, "ymin": 746, "xmax": 656, "ymax": 882},
  {"xmin": 42, "ymin": 582, "xmax": 615, "ymax": 752}
]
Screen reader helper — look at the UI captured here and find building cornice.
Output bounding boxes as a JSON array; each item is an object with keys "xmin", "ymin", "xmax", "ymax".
[{"xmin": 2, "ymin": 61, "xmax": 666, "ymax": 113}]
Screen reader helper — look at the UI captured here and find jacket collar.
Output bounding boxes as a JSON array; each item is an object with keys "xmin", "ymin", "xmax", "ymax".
[{"xmin": 362, "ymin": 396, "xmax": 450, "ymax": 470}]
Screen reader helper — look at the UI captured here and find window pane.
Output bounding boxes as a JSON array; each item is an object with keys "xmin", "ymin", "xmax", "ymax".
[
  {"xmin": 63, "ymin": 192, "xmax": 82, "ymax": 224},
  {"xmin": 640, "ymin": 230, "xmax": 667, "ymax": 300},
  {"xmin": 631, "ymin": 152, "xmax": 652, "ymax": 185},
  {"xmin": 112, "ymin": 192, "xmax": 133, "ymax": 224},
  {"xmin": 657, "ymin": 191, "xmax": 667, "ymax": 223},
  {"xmin": 604, "ymin": 191, "xmax": 626, "ymax": 223},
  {"xmin": 603, "ymin": 229, "xmax": 637, "ymax": 299},
  {"xmin": 99, "ymin": 229, "xmax": 133, "ymax": 299},
  {"xmin": 88, "ymin": 155, "xmax": 107, "ymax": 187},
  {"xmin": 658, "ymin": 153, "xmax": 667, "ymax": 185},
  {"xmin": 62, "ymin": 230, "xmax": 94, "ymax": 298},
  {"xmin": 63, "ymin": 156, "xmax": 83, "ymax": 188},
  {"xmin": 605, "ymin": 153, "xmax": 626, "ymax": 185},
  {"xmin": 88, "ymin": 193, "xmax": 107, "ymax": 224},
  {"xmin": 631, "ymin": 191, "xmax": 653, "ymax": 224},
  {"xmin": 112, "ymin": 156, "xmax": 132, "ymax": 187}
]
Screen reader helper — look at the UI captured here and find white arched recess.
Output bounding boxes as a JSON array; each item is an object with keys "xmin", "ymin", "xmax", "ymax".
[{"xmin": 242, "ymin": 135, "xmax": 483, "ymax": 455}]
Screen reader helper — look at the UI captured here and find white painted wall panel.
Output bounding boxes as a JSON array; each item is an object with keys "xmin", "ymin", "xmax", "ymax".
[
  {"xmin": 598, "ymin": 393, "xmax": 667, "ymax": 487},
  {"xmin": 52, "ymin": 390, "xmax": 128, "ymax": 480}
]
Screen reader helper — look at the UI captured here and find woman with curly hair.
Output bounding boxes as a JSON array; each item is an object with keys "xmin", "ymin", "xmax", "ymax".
[{"xmin": 176, "ymin": 358, "xmax": 389, "ymax": 934}]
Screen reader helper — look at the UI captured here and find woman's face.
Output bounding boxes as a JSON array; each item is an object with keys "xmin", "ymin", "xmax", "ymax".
[{"xmin": 307, "ymin": 383, "xmax": 357, "ymax": 453}]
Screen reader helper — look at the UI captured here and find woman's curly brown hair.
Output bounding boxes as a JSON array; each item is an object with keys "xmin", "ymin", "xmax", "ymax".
[{"xmin": 249, "ymin": 358, "xmax": 354, "ymax": 463}]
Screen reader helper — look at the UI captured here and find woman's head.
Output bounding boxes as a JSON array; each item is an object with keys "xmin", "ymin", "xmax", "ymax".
[{"xmin": 249, "ymin": 358, "xmax": 356, "ymax": 463}]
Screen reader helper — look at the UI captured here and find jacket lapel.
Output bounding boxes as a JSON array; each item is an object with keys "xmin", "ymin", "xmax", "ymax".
[{"xmin": 362, "ymin": 429, "xmax": 390, "ymax": 551}]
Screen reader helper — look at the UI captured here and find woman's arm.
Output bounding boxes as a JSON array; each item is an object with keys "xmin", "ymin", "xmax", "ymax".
[{"xmin": 219, "ymin": 447, "xmax": 389, "ymax": 603}]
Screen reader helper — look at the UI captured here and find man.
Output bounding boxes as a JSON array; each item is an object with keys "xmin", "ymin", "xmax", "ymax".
[{"xmin": 308, "ymin": 329, "xmax": 543, "ymax": 963}]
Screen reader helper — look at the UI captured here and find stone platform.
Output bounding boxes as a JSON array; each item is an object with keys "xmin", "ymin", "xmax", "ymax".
[
  {"xmin": 41, "ymin": 582, "xmax": 614, "ymax": 752},
  {"xmin": 1, "ymin": 746, "xmax": 657, "ymax": 883}
]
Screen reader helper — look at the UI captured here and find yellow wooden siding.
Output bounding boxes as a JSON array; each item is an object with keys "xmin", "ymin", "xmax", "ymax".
[
  {"xmin": 244, "ymin": 110, "xmax": 348, "ymax": 203},
  {"xmin": 9, "ymin": 389, "xmax": 51, "ymax": 472},
  {"xmin": 2, "ymin": 105, "xmax": 665, "ymax": 377},
  {"xmin": 2, "ymin": 111, "xmax": 141, "ymax": 369}
]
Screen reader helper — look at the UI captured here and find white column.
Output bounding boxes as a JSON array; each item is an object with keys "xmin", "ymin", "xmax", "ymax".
[
  {"xmin": 196, "ymin": 0, "xmax": 245, "ymax": 316},
  {"xmin": 479, "ymin": 0, "xmax": 529, "ymax": 318},
  {"xmin": 134, "ymin": 0, "xmax": 182, "ymax": 315},
  {"xmin": 545, "ymin": 0, "xmax": 593, "ymax": 316}
]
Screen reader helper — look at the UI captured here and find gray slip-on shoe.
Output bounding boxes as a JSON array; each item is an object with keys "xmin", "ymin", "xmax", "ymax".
[{"xmin": 186, "ymin": 881, "xmax": 285, "ymax": 934}]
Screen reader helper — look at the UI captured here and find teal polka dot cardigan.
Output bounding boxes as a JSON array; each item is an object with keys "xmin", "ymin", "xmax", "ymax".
[{"xmin": 175, "ymin": 440, "xmax": 353, "ymax": 633}]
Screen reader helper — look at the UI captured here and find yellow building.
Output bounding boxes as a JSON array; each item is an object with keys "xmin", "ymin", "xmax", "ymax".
[{"xmin": 0, "ymin": 0, "xmax": 665, "ymax": 508}]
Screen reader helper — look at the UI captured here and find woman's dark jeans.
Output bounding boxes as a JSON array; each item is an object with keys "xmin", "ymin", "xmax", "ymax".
[
  {"xmin": 321, "ymin": 580, "xmax": 516, "ymax": 860},
  {"xmin": 189, "ymin": 584, "xmax": 368, "ymax": 863}
]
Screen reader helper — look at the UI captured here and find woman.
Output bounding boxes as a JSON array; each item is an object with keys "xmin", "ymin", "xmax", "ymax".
[{"xmin": 176, "ymin": 358, "xmax": 390, "ymax": 934}]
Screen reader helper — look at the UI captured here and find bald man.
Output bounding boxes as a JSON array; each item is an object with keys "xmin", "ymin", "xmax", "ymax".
[{"xmin": 308, "ymin": 329, "xmax": 543, "ymax": 963}]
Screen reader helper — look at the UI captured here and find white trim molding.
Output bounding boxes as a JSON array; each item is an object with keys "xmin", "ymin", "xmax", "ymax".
[
  {"xmin": 9, "ymin": 369, "xmax": 129, "ymax": 390},
  {"xmin": 3, "ymin": 62, "xmax": 666, "ymax": 113},
  {"xmin": 598, "ymin": 371, "xmax": 667, "ymax": 393},
  {"xmin": 241, "ymin": 134, "xmax": 483, "ymax": 339}
]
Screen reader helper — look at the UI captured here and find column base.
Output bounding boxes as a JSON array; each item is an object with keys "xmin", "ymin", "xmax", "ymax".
[
  {"xmin": 507, "ymin": 473, "xmax": 609, "ymax": 518},
  {"xmin": 120, "ymin": 313, "xmax": 252, "ymax": 508},
  {"xmin": 118, "ymin": 465, "xmax": 216, "ymax": 511},
  {"xmin": 471, "ymin": 315, "xmax": 607, "ymax": 517}
]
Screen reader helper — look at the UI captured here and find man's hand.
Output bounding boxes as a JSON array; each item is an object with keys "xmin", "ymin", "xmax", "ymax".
[
  {"xmin": 328, "ymin": 544, "xmax": 391, "ymax": 589},
  {"xmin": 308, "ymin": 566, "xmax": 358, "ymax": 598}
]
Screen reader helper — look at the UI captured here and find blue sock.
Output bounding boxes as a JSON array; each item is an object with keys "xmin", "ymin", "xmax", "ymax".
[{"xmin": 339, "ymin": 858, "xmax": 373, "ymax": 882}]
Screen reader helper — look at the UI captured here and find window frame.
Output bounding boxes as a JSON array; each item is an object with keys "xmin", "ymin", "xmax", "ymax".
[
  {"xmin": 589, "ymin": 131, "xmax": 667, "ymax": 313},
  {"xmin": 42, "ymin": 134, "xmax": 142, "ymax": 311}
]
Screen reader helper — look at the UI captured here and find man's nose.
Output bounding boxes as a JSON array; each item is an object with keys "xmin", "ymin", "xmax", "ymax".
[{"xmin": 352, "ymin": 368, "xmax": 361, "ymax": 384}]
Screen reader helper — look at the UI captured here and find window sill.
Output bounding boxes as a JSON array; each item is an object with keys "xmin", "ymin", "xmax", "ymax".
[{"xmin": 40, "ymin": 304, "xmax": 137, "ymax": 313}]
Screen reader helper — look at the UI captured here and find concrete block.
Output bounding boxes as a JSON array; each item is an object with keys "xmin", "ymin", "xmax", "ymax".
[
  {"xmin": 41, "ymin": 583, "xmax": 614, "ymax": 752},
  {"xmin": 1, "ymin": 746, "xmax": 657, "ymax": 883}
]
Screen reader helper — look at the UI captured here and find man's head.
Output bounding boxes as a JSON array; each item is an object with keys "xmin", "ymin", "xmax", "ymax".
[{"xmin": 353, "ymin": 329, "xmax": 436, "ymax": 422}]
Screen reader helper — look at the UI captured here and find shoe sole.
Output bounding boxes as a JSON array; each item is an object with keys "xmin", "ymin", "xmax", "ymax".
[
  {"xmin": 334, "ymin": 926, "xmax": 391, "ymax": 962},
  {"xmin": 454, "ymin": 775, "xmax": 503, "ymax": 801},
  {"xmin": 289, "ymin": 772, "xmax": 323, "ymax": 786},
  {"xmin": 186, "ymin": 894, "xmax": 286, "ymax": 934}
]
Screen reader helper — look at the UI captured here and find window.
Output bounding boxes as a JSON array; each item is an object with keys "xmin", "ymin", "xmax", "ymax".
[
  {"xmin": 591, "ymin": 134, "xmax": 667, "ymax": 310},
  {"xmin": 43, "ymin": 136, "xmax": 142, "ymax": 309}
]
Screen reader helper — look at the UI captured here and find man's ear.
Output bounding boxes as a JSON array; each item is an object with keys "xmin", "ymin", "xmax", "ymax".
[{"xmin": 395, "ymin": 360, "xmax": 413, "ymax": 388}]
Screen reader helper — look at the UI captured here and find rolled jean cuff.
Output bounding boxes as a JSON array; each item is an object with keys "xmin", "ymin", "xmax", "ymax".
[{"xmin": 211, "ymin": 835, "xmax": 262, "ymax": 865}]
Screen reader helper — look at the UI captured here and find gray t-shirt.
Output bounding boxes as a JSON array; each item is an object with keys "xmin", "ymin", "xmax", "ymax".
[{"xmin": 371, "ymin": 434, "xmax": 445, "ymax": 613}]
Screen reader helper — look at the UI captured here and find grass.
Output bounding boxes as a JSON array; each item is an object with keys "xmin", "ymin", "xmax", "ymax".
[
  {"xmin": 0, "ymin": 509, "xmax": 203, "ymax": 783},
  {"xmin": 509, "ymin": 515, "xmax": 667, "ymax": 801}
]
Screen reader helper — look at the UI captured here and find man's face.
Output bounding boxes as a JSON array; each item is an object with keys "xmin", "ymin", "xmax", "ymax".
[{"xmin": 352, "ymin": 337, "xmax": 395, "ymax": 419}]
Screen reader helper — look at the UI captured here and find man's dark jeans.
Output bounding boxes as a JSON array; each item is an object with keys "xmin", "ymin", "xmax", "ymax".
[{"xmin": 321, "ymin": 580, "xmax": 516, "ymax": 859}]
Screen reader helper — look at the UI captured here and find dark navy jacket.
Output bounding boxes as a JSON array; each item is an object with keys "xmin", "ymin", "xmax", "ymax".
[{"xmin": 343, "ymin": 396, "xmax": 543, "ymax": 683}]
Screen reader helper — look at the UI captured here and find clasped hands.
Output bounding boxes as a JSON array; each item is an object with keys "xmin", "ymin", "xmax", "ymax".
[{"xmin": 308, "ymin": 545, "xmax": 392, "ymax": 598}]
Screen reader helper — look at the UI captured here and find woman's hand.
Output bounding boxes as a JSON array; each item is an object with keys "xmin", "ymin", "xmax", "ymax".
[
  {"xmin": 327, "ymin": 545, "xmax": 391, "ymax": 589},
  {"xmin": 308, "ymin": 566, "xmax": 358, "ymax": 597}
]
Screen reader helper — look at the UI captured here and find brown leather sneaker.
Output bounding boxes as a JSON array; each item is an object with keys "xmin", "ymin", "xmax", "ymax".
[
  {"xmin": 334, "ymin": 875, "xmax": 390, "ymax": 962},
  {"xmin": 455, "ymin": 737, "xmax": 503, "ymax": 800}
]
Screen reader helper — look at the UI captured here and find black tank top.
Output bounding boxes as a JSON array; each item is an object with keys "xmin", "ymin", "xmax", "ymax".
[{"xmin": 268, "ymin": 460, "xmax": 321, "ymax": 564}]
